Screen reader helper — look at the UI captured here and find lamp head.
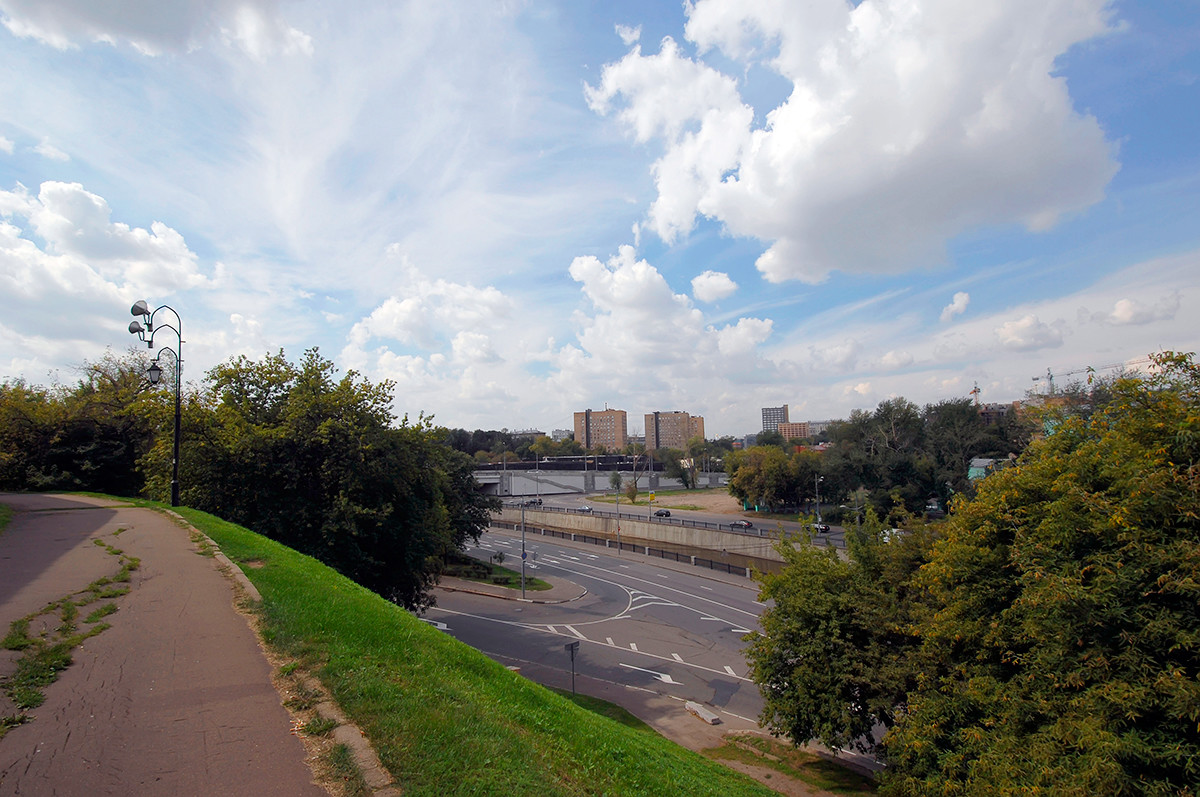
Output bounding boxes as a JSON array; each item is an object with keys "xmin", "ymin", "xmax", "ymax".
[
  {"xmin": 146, "ymin": 361, "xmax": 163, "ymax": 385},
  {"xmin": 131, "ymin": 300, "xmax": 150, "ymax": 317},
  {"xmin": 129, "ymin": 320, "xmax": 144, "ymax": 335}
]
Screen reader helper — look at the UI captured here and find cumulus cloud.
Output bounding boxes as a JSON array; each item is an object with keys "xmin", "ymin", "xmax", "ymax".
[
  {"xmin": 1102, "ymin": 294, "xmax": 1180, "ymax": 326},
  {"xmin": 878, "ymin": 349, "xmax": 913, "ymax": 369},
  {"xmin": 347, "ymin": 266, "xmax": 513, "ymax": 351},
  {"xmin": 588, "ymin": 0, "xmax": 1119, "ymax": 282},
  {"xmin": 615, "ymin": 23, "xmax": 641, "ymax": 46},
  {"xmin": 691, "ymin": 269, "xmax": 738, "ymax": 302},
  {"xmin": 0, "ymin": 0, "xmax": 312, "ymax": 57},
  {"xmin": 940, "ymin": 291, "xmax": 970, "ymax": 322},
  {"xmin": 1, "ymin": 181, "xmax": 207, "ymax": 296},
  {"xmin": 0, "ymin": 136, "xmax": 13, "ymax": 154},
  {"xmin": 995, "ymin": 314, "xmax": 1063, "ymax": 351}
]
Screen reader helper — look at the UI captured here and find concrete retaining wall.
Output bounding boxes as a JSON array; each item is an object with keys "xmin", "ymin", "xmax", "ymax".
[{"xmin": 496, "ymin": 507, "xmax": 785, "ymax": 564}]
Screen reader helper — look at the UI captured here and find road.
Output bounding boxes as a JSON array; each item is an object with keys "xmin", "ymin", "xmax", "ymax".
[
  {"xmin": 521, "ymin": 493, "xmax": 849, "ymax": 549},
  {"xmin": 423, "ymin": 528, "xmax": 767, "ymax": 725}
]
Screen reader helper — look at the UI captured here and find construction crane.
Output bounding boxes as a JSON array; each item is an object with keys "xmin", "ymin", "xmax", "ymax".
[
  {"xmin": 969, "ymin": 382, "xmax": 981, "ymax": 406},
  {"xmin": 1032, "ymin": 357, "xmax": 1153, "ymax": 394}
]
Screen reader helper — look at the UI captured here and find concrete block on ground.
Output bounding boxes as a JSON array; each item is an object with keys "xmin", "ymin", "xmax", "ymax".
[{"xmin": 685, "ymin": 701, "xmax": 721, "ymax": 725}]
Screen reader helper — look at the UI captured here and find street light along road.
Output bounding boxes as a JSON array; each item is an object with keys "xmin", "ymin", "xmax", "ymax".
[{"xmin": 128, "ymin": 300, "xmax": 183, "ymax": 507}]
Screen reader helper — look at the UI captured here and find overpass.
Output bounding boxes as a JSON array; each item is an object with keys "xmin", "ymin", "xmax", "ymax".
[{"xmin": 474, "ymin": 469, "xmax": 727, "ymax": 497}]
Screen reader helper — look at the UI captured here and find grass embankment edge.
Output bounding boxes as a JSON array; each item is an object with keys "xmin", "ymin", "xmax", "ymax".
[{"xmin": 173, "ymin": 505, "xmax": 777, "ymax": 797}]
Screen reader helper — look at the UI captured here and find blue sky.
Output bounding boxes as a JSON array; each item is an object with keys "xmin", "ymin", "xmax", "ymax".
[{"xmin": 1, "ymin": 0, "xmax": 1197, "ymax": 438}]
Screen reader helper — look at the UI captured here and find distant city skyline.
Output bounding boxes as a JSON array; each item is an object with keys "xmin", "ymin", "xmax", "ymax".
[{"xmin": 1, "ymin": 2, "xmax": 1196, "ymax": 437}]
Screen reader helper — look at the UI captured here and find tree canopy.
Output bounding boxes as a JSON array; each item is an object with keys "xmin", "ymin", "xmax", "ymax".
[
  {"xmin": 1, "ymin": 348, "xmax": 498, "ymax": 610},
  {"xmin": 746, "ymin": 352, "xmax": 1200, "ymax": 795}
]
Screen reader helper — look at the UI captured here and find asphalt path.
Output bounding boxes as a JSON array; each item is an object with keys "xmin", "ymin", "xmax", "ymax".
[
  {"xmin": 0, "ymin": 493, "xmax": 324, "ymax": 796},
  {"xmin": 424, "ymin": 528, "xmax": 767, "ymax": 725}
]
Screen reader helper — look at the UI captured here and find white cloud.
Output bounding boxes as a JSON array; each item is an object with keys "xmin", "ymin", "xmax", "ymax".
[
  {"xmin": 879, "ymin": 349, "xmax": 913, "ymax": 369},
  {"xmin": 0, "ymin": 0, "xmax": 311, "ymax": 57},
  {"xmin": 615, "ymin": 24, "xmax": 642, "ymax": 46},
  {"xmin": 34, "ymin": 139, "xmax": 69, "ymax": 161},
  {"xmin": 1, "ymin": 181, "xmax": 207, "ymax": 296},
  {"xmin": 347, "ymin": 258, "xmax": 513, "ymax": 351},
  {"xmin": 940, "ymin": 291, "xmax": 970, "ymax": 322},
  {"xmin": 1102, "ymin": 294, "xmax": 1180, "ymax": 326},
  {"xmin": 589, "ymin": 0, "xmax": 1119, "ymax": 282},
  {"xmin": 691, "ymin": 269, "xmax": 738, "ymax": 302},
  {"xmin": 995, "ymin": 314, "xmax": 1063, "ymax": 351},
  {"xmin": 0, "ymin": 137, "xmax": 13, "ymax": 154}
]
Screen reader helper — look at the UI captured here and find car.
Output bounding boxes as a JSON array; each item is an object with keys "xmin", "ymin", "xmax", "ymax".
[
  {"xmin": 578, "ymin": 505, "xmax": 593, "ymax": 513},
  {"xmin": 810, "ymin": 523, "xmax": 831, "ymax": 533},
  {"xmin": 729, "ymin": 520, "xmax": 754, "ymax": 530},
  {"xmin": 653, "ymin": 509, "xmax": 671, "ymax": 517}
]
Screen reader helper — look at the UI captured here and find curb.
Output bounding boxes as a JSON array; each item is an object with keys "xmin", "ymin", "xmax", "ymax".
[{"xmin": 436, "ymin": 576, "xmax": 588, "ymax": 604}]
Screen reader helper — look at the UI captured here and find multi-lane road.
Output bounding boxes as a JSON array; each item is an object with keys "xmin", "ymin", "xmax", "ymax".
[{"xmin": 423, "ymin": 528, "xmax": 768, "ymax": 725}]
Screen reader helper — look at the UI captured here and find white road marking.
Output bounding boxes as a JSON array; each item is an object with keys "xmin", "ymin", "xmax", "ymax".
[
  {"xmin": 606, "ymin": 637, "xmax": 615, "ymax": 646},
  {"xmin": 731, "ymin": 627, "xmax": 753, "ymax": 634},
  {"xmin": 618, "ymin": 564, "xmax": 630, "ymax": 569},
  {"xmin": 546, "ymin": 625, "xmax": 556, "ymax": 633},
  {"xmin": 672, "ymin": 653, "xmax": 683, "ymax": 662},
  {"xmin": 564, "ymin": 625, "xmax": 586, "ymax": 640},
  {"xmin": 699, "ymin": 616, "xmax": 721, "ymax": 622},
  {"xmin": 724, "ymin": 666, "xmax": 737, "ymax": 677},
  {"xmin": 426, "ymin": 606, "xmax": 755, "ymax": 682},
  {"xmin": 629, "ymin": 643, "xmax": 639, "ymax": 652},
  {"xmin": 619, "ymin": 663, "xmax": 681, "ymax": 685},
  {"xmin": 699, "ymin": 585, "xmax": 713, "ymax": 591},
  {"xmin": 421, "ymin": 619, "xmax": 450, "ymax": 631}
]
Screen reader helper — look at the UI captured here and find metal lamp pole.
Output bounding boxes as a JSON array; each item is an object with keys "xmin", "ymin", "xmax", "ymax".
[
  {"xmin": 815, "ymin": 475, "xmax": 824, "ymax": 523},
  {"xmin": 128, "ymin": 300, "xmax": 183, "ymax": 507}
]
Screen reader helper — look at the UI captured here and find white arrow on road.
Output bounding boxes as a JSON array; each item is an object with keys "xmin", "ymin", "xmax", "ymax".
[{"xmin": 619, "ymin": 663, "xmax": 681, "ymax": 685}]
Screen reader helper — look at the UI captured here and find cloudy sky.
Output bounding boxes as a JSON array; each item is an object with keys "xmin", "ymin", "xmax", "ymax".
[{"xmin": 1, "ymin": 1, "xmax": 1197, "ymax": 437}]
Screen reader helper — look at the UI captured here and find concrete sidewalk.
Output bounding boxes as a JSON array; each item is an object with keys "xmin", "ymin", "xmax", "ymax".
[{"xmin": 0, "ymin": 493, "xmax": 325, "ymax": 796}]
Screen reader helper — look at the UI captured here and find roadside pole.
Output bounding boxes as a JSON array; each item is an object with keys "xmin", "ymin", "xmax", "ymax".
[{"xmin": 520, "ymin": 502, "xmax": 526, "ymax": 599}]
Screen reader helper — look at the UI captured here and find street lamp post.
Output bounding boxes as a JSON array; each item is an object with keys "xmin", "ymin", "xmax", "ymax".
[
  {"xmin": 128, "ymin": 300, "xmax": 183, "ymax": 507},
  {"xmin": 815, "ymin": 475, "xmax": 824, "ymax": 523}
]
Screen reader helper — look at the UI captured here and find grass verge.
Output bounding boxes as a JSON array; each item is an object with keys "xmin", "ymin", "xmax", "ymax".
[
  {"xmin": 176, "ymin": 505, "xmax": 777, "ymax": 797},
  {"xmin": 703, "ymin": 734, "xmax": 877, "ymax": 794}
]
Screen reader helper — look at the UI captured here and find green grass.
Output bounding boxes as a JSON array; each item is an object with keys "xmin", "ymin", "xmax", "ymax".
[
  {"xmin": 0, "ymin": 503, "xmax": 12, "ymax": 536},
  {"xmin": 704, "ymin": 735, "xmax": 876, "ymax": 794},
  {"xmin": 174, "ymin": 505, "xmax": 777, "ymax": 797}
]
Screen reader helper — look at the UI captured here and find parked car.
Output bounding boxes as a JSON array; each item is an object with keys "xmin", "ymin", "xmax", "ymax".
[
  {"xmin": 729, "ymin": 520, "xmax": 754, "ymax": 530},
  {"xmin": 654, "ymin": 509, "xmax": 671, "ymax": 517}
]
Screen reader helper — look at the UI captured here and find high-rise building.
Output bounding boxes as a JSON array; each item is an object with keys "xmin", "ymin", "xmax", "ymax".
[
  {"xmin": 644, "ymin": 411, "xmax": 704, "ymax": 450},
  {"xmin": 762, "ymin": 404, "xmax": 789, "ymax": 432},
  {"xmin": 573, "ymin": 408, "xmax": 628, "ymax": 450}
]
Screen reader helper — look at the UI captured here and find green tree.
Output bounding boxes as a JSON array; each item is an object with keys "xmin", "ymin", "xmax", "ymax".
[
  {"xmin": 883, "ymin": 352, "xmax": 1200, "ymax": 794},
  {"xmin": 174, "ymin": 349, "xmax": 498, "ymax": 609},
  {"xmin": 746, "ymin": 511, "xmax": 933, "ymax": 756}
]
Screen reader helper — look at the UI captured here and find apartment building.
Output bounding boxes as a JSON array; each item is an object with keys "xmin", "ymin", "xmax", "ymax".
[
  {"xmin": 645, "ymin": 410, "xmax": 705, "ymax": 450},
  {"xmin": 777, "ymin": 421, "xmax": 811, "ymax": 440},
  {"xmin": 573, "ymin": 408, "xmax": 628, "ymax": 450},
  {"xmin": 761, "ymin": 404, "xmax": 789, "ymax": 432}
]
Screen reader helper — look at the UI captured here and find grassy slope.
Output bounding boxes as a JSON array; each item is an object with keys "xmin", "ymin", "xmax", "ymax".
[{"xmin": 178, "ymin": 507, "xmax": 775, "ymax": 797}]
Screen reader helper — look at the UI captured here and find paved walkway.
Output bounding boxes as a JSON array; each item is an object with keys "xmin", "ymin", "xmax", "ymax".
[{"xmin": 0, "ymin": 493, "xmax": 325, "ymax": 796}]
